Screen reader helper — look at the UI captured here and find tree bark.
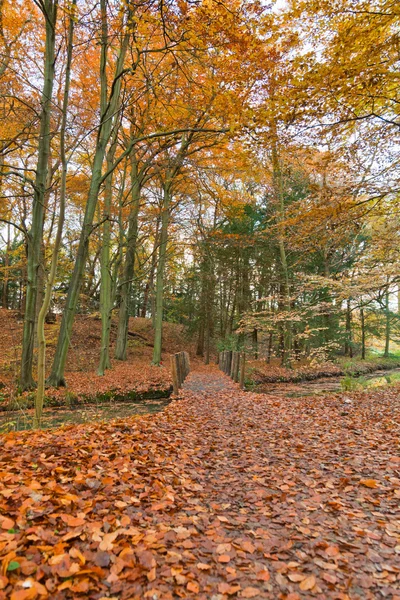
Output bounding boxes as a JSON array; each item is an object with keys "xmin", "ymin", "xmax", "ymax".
[
  {"xmin": 98, "ymin": 124, "xmax": 119, "ymax": 374},
  {"xmin": 20, "ymin": 0, "xmax": 58, "ymax": 390},
  {"xmin": 383, "ymin": 286, "xmax": 390, "ymax": 358},
  {"xmin": 360, "ymin": 306, "xmax": 366, "ymax": 360},
  {"xmin": 152, "ymin": 183, "xmax": 171, "ymax": 365},
  {"xmin": 34, "ymin": 0, "xmax": 75, "ymax": 426},
  {"xmin": 48, "ymin": 2, "xmax": 131, "ymax": 386},
  {"xmin": 115, "ymin": 155, "xmax": 141, "ymax": 361}
]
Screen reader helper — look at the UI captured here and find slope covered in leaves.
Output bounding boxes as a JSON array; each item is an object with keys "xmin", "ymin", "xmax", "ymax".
[
  {"xmin": 0, "ymin": 310, "xmax": 191, "ymax": 407},
  {"xmin": 0, "ymin": 368, "xmax": 399, "ymax": 599}
]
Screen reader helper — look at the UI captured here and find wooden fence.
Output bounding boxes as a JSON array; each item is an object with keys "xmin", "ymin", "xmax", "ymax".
[
  {"xmin": 218, "ymin": 350, "xmax": 245, "ymax": 389},
  {"xmin": 170, "ymin": 351, "xmax": 191, "ymax": 394}
]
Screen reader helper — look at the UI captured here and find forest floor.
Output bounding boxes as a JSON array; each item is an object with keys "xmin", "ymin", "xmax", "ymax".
[
  {"xmin": 0, "ymin": 366, "xmax": 399, "ymax": 599},
  {"xmin": 0, "ymin": 310, "xmax": 188, "ymax": 410},
  {"xmin": 249, "ymin": 355, "xmax": 400, "ymax": 386}
]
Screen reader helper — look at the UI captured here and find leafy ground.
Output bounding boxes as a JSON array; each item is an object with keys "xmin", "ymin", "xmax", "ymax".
[
  {"xmin": 0, "ymin": 367, "xmax": 399, "ymax": 599},
  {"xmin": 249, "ymin": 355, "xmax": 400, "ymax": 386},
  {"xmin": 0, "ymin": 309, "xmax": 190, "ymax": 409}
]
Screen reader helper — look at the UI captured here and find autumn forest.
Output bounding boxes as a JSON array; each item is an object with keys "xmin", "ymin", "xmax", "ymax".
[{"xmin": 0, "ymin": 0, "xmax": 399, "ymax": 598}]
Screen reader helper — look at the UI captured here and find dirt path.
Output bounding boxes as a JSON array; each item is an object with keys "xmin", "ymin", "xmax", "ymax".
[{"xmin": 0, "ymin": 367, "xmax": 399, "ymax": 599}]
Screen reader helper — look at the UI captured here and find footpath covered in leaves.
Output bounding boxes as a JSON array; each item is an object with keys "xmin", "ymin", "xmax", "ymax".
[{"xmin": 0, "ymin": 367, "xmax": 399, "ymax": 600}]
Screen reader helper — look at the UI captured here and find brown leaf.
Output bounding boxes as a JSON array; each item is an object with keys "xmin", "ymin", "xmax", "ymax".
[
  {"xmin": 218, "ymin": 554, "xmax": 231, "ymax": 563},
  {"xmin": 138, "ymin": 551, "xmax": 156, "ymax": 570},
  {"xmin": 241, "ymin": 587, "xmax": 260, "ymax": 598},
  {"xmin": 359, "ymin": 479, "xmax": 379, "ymax": 488},
  {"xmin": 187, "ymin": 581, "xmax": 199, "ymax": 593},
  {"xmin": 60, "ymin": 514, "xmax": 85, "ymax": 527},
  {"xmin": 299, "ymin": 575, "xmax": 316, "ymax": 591},
  {"xmin": 256, "ymin": 569, "xmax": 270, "ymax": 581},
  {"xmin": 288, "ymin": 573, "xmax": 306, "ymax": 582}
]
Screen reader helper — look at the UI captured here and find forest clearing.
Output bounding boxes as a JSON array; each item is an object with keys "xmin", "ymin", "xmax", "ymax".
[{"xmin": 0, "ymin": 0, "xmax": 399, "ymax": 597}]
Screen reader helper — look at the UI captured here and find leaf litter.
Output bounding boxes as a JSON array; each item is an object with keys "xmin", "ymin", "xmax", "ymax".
[{"xmin": 0, "ymin": 367, "xmax": 399, "ymax": 599}]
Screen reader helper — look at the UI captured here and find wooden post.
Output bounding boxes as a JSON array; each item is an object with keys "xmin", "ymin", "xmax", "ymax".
[
  {"xmin": 239, "ymin": 352, "xmax": 246, "ymax": 390},
  {"xmin": 231, "ymin": 351, "xmax": 238, "ymax": 380},
  {"xmin": 184, "ymin": 351, "xmax": 190, "ymax": 377},
  {"xmin": 171, "ymin": 354, "xmax": 179, "ymax": 395},
  {"xmin": 176, "ymin": 353, "xmax": 182, "ymax": 387},
  {"xmin": 179, "ymin": 352, "xmax": 186, "ymax": 386},
  {"xmin": 234, "ymin": 352, "xmax": 240, "ymax": 382},
  {"xmin": 227, "ymin": 350, "xmax": 233, "ymax": 375}
]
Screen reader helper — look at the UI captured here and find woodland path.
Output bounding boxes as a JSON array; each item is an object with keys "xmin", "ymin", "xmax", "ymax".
[{"xmin": 0, "ymin": 367, "xmax": 399, "ymax": 599}]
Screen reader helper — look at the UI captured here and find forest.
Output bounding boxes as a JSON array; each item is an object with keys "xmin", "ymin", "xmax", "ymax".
[{"xmin": 0, "ymin": 0, "xmax": 399, "ymax": 598}]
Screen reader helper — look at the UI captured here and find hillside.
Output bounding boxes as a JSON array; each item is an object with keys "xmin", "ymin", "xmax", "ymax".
[{"xmin": 0, "ymin": 309, "xmax": 193, "ymax": 407}]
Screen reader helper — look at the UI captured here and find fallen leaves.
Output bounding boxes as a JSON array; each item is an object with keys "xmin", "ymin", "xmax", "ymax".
[
  {"xmin": 299, "ymin": 574, "xmax": 317, "ymax": 591},
  {"xmin": 0, "ymin": 368, "xmax": 399, "ymax": 599},
  {"xmin": 359, "ymin": 478, "xmax": 379, "ymax": 488}
]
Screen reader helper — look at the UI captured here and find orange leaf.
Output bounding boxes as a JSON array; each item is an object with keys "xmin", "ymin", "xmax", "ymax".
[
  {"xmin": 241, "ymin": 587, "xmax": 260, "ymax": 598},
  {"xmin": 242, "ymin": 541, "xmax": 255, "ymax": 554},
  {"xmin": 196, "ymin": 563, "xmax": 211, "ymax": 570},
  {"xmin": 0, "ymin": 517, "xmax": 15, "ymax": 530},
  {"xmin": 218, "ymin": 554, "xmax": 231, "ymax": 563},
  {"xmin": 299, "ymin": 574, "xmax": 316, "ymax": 591},
  {"xmin": 288, "ymin": 572, "xmax": 306, "ymax": 582},
  {"xmin": 60, "ymin": 514, "xmax": 85, "ymax": 527},
  {"xmin": 256, "ymin": 569, "xmax": 270, "ymax": 581},
  {"xmin": 187, "ymin": 581, "xmax": 199, "ymax": 593},
  {"xmin": 359, "ymin": 479, "xmax": 378, "ymax": 488},
  {"xmin": 10, "ymin": 590, "xmax": 36, "ymax": 600}
]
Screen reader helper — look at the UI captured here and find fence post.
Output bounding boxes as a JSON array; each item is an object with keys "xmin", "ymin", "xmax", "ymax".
[
  {"xmin": 225, "ymin": 351, "xmax": 230, "ymax": 375},
  {"xmin": 171, "ymin": 351, "xmax": 191, "ymax": 393},
  {"xmin": 231, "ymin": 351, "xmax": 238, "ymax": 380},
  {"xmin": 171, "ymin": 354, "xmax": 179, "ymax": 394},
  {"xmin": 180, "ymin": 352, "xmax": 186, "ymax": 380},
  {"xmin": 234, "ymin": 352, "xmax": 240, "ymax": 382},
  {"xmin": 239, "ymin": 352, "xmax": 246, "ymax": 389},
  {"xmin": 177, "ymin": 353, "xmax": 183, "ymax": 387},
  {"xmin": 185, "ymin": 352, "xmax": 191, "ymax": 376}
]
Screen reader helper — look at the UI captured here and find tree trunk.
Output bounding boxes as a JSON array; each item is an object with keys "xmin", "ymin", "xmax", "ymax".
[
  {"xmin": 48, "ymin": 2, "xmax": 131, "ymax": 386},
  {"xmin": 141, "ymin": 217, "xmax": 160, "ymax": 319},
  {"xmin": 20, "ymin": 0, "xmax": 58, "ymax": 390},
  {"xmin": 98, "ymin": 127, "xmax": 119, "ymax": 375},
  {"xmin": 384, "ymin": 287, "xmax": 390, "ymax": 358},
  {"xmin": 152, "ymin": 184, "xmax": 171, "ymax": 365},
  {"xmin": 2, "ymin": 223, "xmax": 10, "ymax": 308},
  {"xmin": 360, "ymin": 306, "xmax": 366, "ymax": 360},
  {"xmin": 271, "ymin": 126, "xmax": 291, "ymax": 366},
  {"xmin": 115, "ymin": 156, "xmax": 141, "ymax": 361},
  {"xmin": 345, "ymin": 298, "xmax": 353, "ymax": 358},
  {"xmin": 34, "ymin": 0, "xmax": 75, "ymax": 426}
]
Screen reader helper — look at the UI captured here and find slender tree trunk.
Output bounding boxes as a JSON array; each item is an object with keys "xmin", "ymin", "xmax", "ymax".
[
  {"xmin": 398, "ymin": 285, "xmax": 400, "ymax": 315},
  {"xmin": 34, "ymin": 0, "xmax": 75, "ymax": 426},
  {"xmin": 271, "ymin": 126, "xmax": 291, "ymax": 365},
  {"xmin": 267, "ymin": 331, "xmax": 273, "ymax": 363},
  {"xmin": 360, "ymin": 306, "xmax": 366, "ymax": 360},
  {"xmin": 20, "ymin": 0, "xmax": 58, "ymax": 390},
  {"xmin": 115, "ymin": 157, "xmax": 141, "ymax": 361},
  {"xmin": 345, "ymin": 299, "xmax": 353, "ymax": 358},
  {"xmin": 152, "ymin": 184, "xmax": 171, "ymax": 365},
  {"xmin": 384, "ymin": 286, "xmax": 390, "ymax": 358},
  {"xmin": 2, "ymin": 223, "xmax": 10, "ymax": 308},
  {"xmin": 141, "ymin": 217, "xmax": 160, "ymax": 319},
  {"xmin": 98, "ymin": 128, "xmax": 119, "ymax": 375},
  {"xmin": 48, "ymin": 2, "xmax": 131, "ymax": 386}
]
